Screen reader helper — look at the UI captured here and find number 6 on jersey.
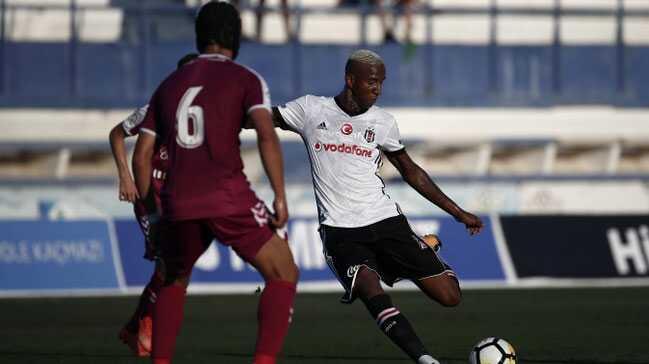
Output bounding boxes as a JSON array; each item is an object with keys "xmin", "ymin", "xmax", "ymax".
[{"xmin": 176, "ymin": 86, "xmax": 205, "ymax": 149}]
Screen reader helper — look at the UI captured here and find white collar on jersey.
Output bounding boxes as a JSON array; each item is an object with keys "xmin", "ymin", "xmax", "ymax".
[{"xmin": 199, "ymin": 53, "xmax": 231, "ymax": 60}]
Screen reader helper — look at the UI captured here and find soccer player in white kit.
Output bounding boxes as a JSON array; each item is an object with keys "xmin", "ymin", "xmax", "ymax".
[{"xmin": 256, "ymin": 49, "xmax": 483, "ymax": 364}]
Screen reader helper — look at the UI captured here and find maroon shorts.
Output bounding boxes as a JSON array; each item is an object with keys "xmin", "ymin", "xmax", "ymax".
[{"xmin": 158, "ymin": 201, "xmax": 274, "ymax": 279}]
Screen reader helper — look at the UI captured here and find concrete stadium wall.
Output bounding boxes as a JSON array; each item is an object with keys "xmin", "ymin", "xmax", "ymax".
[{"xmin": 3, "ymin": 106, "xmax": 649, "ymax": 143}]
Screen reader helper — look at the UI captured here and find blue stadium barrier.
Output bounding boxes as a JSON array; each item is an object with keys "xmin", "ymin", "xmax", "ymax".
[
  {"xmin": 0, "ymin": 215, "xmax": 504, "ymax": 295},
  {"xmin": 628, "ymin": 47, "xmax": 649, "ymax": 101},
  {"xmin": 0, "ymin": 219, "xmax": 123, "ymax": 293},
  {"xmin": 3, "ymin": 213, "xmax": 649, "ymax": 296},
  {"xmin": 1, "ymin": 2, "xmax": 647, "ymax": 108},
  {"xmin": 116, "ymin": 216, "xmax": 504, "ymax": 288},
  {"xmin": 1, "ymin": 42, "xmax": 647, "ymax": 108}
]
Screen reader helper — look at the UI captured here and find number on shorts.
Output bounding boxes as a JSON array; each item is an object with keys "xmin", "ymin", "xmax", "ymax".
[{"xmin": 176, "ymin": 86, "xmax": 204, "ymax": 149}]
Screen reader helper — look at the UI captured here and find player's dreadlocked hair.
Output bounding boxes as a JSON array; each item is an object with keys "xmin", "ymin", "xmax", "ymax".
[{"xmin": 195, "ymin": 1, "xmax": 241, "ymax": 59}]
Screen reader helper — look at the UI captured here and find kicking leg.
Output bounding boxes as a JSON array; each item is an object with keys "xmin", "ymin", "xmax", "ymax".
[
  {"xmin": 248, "ymin": 233, "xmax": 299, "ymax": 364},
  {"xmin": 355, "ymin": 267, "xmax": 439, "ymax": 364},
  {"xmin": 415, "ymin": 272, "xmax": 461, "ymax": 307}
]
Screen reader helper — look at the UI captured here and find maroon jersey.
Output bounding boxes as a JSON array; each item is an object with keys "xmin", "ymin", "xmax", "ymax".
[{"xmin": 140, "ymin": 54, "xmax": 271, "ymax": 221}]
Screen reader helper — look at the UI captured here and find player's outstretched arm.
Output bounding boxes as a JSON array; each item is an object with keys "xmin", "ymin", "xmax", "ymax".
[
  {"xmin": 386, "ymin": 149, "xmax": 483, "ymax": 235},
  {"xmin": 251, "ymin": 108, "xmax": 288, "ymax": 227},
  {"xmin": 109, "ymin": 123, "xmax": 139, "ymax": 202}
]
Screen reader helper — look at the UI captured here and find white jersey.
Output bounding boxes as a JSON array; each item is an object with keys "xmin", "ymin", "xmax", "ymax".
[{"xmin": 278, "ymin": 95, "xmax": 405, "ymax": 228}]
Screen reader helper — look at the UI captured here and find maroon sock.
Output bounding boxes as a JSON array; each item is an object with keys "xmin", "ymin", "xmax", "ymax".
[
  {"xmin": 254, "ymin": 280, "xmax": 297, "ymax": 363},
  {"xmin": 151, "ymin": 285, "xmax": 186, "ymax": 360}
]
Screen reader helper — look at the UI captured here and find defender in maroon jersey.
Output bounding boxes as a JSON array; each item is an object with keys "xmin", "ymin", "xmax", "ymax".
[
  {"xmin": 109, "ymin": 53, "xmax": 199, "ymax": 358},
  {"xmin": 132, "ymin": 3, "xmax": 298, "ymax": 364}
]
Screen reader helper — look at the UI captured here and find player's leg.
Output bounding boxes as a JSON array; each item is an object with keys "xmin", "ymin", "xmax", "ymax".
[
  {"xmin": 380, "ymin": 216, "xmax": 461, "ymax": 308},
  {"xmin": 209, "ymin": 201, "xmax": 298, "ymax": 364},
  {"xmin": 247, "ymin": 233, "xmax": 299, "ymax": 364},
  {"xmin": 321, "ymin": 221, "xmax": 438, "ymax": 364},
  {"xmin": 354, "ymin": 268, "xmax": 439, "ymax": 364},
  {"xmin": 130, "ymin": 268, "xmax": 164, "ymax": 324},
  {"xmin": 151, "ymin": 220, "xmax": 212, "ymax": 364},
  {"xmin": 119, "ymin": 266, "xmax": 164, "ymax": 356},
  {"xmin": 415, "ymin": 271, "xmax": 461, "ymax": 307},
  {"xmin": 120, "ymin": 203, "xmax": 165, "ymax": 357}
]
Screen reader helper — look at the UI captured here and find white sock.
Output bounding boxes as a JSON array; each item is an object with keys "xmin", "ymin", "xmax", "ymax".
[{"xmin": 417, "ymin": 354, "xmax": 440, "ymax": 364}]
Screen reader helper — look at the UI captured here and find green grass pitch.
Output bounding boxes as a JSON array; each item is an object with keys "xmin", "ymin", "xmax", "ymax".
[{"xmin": 1, "ymin": 287, "xmax": 648, "ymax": 364}]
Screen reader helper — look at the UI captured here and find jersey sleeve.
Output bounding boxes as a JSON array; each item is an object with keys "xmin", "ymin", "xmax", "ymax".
[
  {"xmin": 380, "ymin": 119, "xmax": 405, "ymax": 153},
  {"xmin": 138, "ymin": 93, "xmax": 158, "ymax": 137},
  {"xmin": 277, "ymin": 95, "xmax": 310, "ymax": 134},
  {"xmin": 121, "ymin": 105, "xmax": 149, "ymax": 136},
  {"xmin": 243, "ymin": 68, "xmax": 272, "ymax": 114}
]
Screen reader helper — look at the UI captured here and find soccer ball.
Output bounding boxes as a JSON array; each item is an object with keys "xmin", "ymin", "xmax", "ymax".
[{"xmin": 469, "ymin": 337, "xmax": 517, "ymax": 364}]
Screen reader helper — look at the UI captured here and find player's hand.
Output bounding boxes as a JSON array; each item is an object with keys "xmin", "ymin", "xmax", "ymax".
[
  {"xmin": 119, "ymin": 177, "xmax": 140, "ymax": 202},
  {"xmin": 456, "ymin": 210, "xmax": 483, "ymax": 235},
  {"xmin": 270, "ymin": 197, "xmax": 288, "ymax": 228}
]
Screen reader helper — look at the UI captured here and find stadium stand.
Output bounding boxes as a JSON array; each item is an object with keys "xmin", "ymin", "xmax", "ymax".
[
  {"xmin": 2, "ymin": 0, "xmax": 649, "ymax": 107},
  {"xmin": 2, "ymin": 1, "xmax": 649, "ymax": 305},
  {"xmin": 1, "ymin": 0, "xmax": 648, "ymax": 182}
]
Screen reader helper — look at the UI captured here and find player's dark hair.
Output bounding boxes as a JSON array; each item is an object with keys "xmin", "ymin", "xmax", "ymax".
[
  {"xmin": 195, "ymin": 1, "xmax": 241, "ymax": 59},
  {"xmin": 177, "ymin": 53, "xmax": 199, "ymax": 69},
  {"xmin": 344, "ymin": 60, "xmax": 354, "ymax": 76}
]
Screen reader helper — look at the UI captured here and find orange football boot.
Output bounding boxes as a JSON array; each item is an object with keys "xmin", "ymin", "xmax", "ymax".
[{"xmin": 118, "ymin": 316, "xmax": 152, "ymax": 357}]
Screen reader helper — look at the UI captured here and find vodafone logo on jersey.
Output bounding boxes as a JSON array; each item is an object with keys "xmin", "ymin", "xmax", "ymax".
[
  {"xmin": 314, "ymin": 141, "xmax": 373, "ymax": 158},
  {"xmin": 340, "ymin": 123, "xmax": 353, "ymax": 135}
]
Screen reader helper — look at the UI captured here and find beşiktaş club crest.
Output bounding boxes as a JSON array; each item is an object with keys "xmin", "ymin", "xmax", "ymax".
[{"xmin": 364, "ymin": 127, "xmax": 375, "ymax": 143}]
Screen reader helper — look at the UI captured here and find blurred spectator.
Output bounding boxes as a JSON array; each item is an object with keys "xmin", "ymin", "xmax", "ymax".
[
  {"xmin": 112, "ymin": 0, "xmax": 196, "ymax": 43},
  {"xmin": 339, "ymin": 0, "xmax": 416, "ymax": 44},
  {"xmin": 230, "ymin": 0, "xmax": 295, "ymax": 42}
]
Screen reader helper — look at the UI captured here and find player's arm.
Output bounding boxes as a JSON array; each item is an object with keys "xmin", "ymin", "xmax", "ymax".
[
  {"xmin": 251, "ymin": 108, "xmax": 288, "ymax": 227},
  {"xmin": 132, "ymin": 132, "xmax": 158, "ymax": 216},
  {"xmin": 108, "ymin": 123, "xmax": 140, "ymax": 202},
  {"xmin": 243, "ymin": 106, "xmax": 294, "ymax": 131},
  {"xmin": 385, "ymin": 149, "xmax": 483, "ymax": 235}
]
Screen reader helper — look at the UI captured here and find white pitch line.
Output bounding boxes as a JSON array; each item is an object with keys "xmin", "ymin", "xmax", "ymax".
[{"xmin": 490, "ymin": 213, "xmax": 519, "ymax": 285}]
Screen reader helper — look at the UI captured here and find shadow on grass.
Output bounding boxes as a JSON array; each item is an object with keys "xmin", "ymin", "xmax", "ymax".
[{"xmin": 0, "ymin": 350, "xmax": 645, "ymax": 364}]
